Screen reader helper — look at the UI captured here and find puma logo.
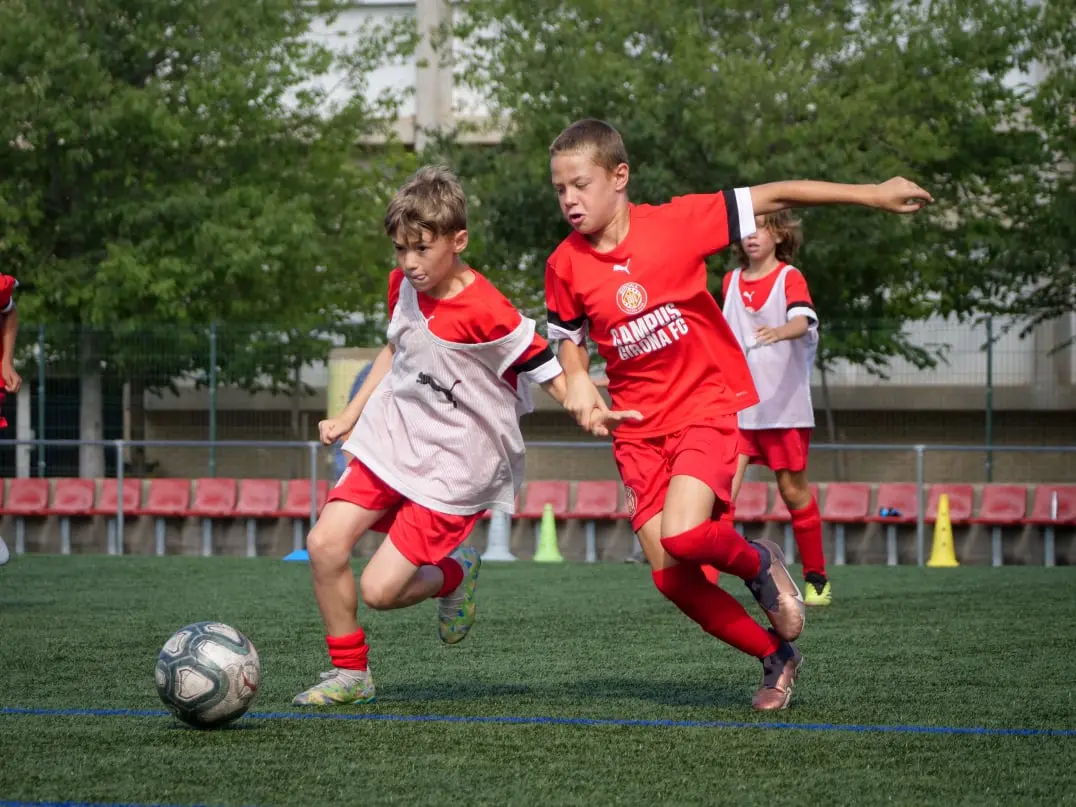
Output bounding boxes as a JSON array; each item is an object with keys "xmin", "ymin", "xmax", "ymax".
[
  {"xmin": 742, "ymin": 290, "xmax": 754, "ymax": 302},
  {"xmin": 417, "ymin": 372, "xmax": 462, "ymax": 408},
  {"xmin": 613, "ymin": 259, "xmax": 631, "ymax": 274}
]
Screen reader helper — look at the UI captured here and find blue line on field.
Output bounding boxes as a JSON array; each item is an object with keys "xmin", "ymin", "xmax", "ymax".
[
  {"xmin": 0, "ymin": 802, "xmax": 215, "ymax": 807},
  {"xmin": 2, "ymin": 705, "xmax": 1074, "ymax": 738}
]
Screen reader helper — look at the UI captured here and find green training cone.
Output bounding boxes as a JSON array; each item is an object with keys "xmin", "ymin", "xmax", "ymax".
[{"xmin": 533, "ymin": 503, "xmax": 564, "ymax": 562}]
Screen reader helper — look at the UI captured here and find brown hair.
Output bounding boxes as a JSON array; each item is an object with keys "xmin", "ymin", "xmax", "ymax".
[
  {"xmin": 384, "ymin": 165, "xmax": 467, "ymax": 245},
  {"xmin": 732, "ymin": 210, "xmax": 803, "ymax": 265},
  {"xmin": 549, "ymin": 118, "xmax": 629, "ymax": 172}
]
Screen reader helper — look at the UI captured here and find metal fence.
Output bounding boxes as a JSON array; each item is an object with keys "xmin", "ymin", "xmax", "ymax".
[
  {"xmin": 1, "ymin": 438, "xmax": 1073, "ymax": 566},
  {"xmin": 9, "ymin": 317, "xmax": 1072, "ymax": 445}
]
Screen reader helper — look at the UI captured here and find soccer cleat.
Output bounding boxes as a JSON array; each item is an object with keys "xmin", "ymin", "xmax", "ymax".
[
  {"xmin": 744, "ymin": 539, "xmax": 805, "ymax": 641},
  {"xmin": 804, "ymin": 573, "xmax": 832, "ymax": 607},
  {"xmin": 293, "ymin": 668, "xmax": 376, "ymax": 706},
  {"xmin": 752, "ymin": 634, "xmax": 803, "ymax": 711},
  {"xmin": 438, "ymin": 546, "xmax": 481, "ymax": 644}
]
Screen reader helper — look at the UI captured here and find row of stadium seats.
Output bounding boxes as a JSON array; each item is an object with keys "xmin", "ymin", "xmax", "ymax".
[{"xmin": 0, "ymin": 477, "xmax": 1072, "ymax": 525}]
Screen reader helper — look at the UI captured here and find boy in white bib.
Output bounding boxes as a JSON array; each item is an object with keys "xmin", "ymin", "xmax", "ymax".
[{"xmin": 294, "ymin": 166, "xmax": 639, "ymax": 706}]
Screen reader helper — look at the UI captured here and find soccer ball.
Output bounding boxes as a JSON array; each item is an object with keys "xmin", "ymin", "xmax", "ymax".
[{"xmin": 154, "ymin": 621, "xmax": 261, "ymax": 729}]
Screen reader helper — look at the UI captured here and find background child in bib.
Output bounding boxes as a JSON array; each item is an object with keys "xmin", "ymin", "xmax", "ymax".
[{"xmin": 723, "ymin": 213, "xmax": 829, "ymax": 606}]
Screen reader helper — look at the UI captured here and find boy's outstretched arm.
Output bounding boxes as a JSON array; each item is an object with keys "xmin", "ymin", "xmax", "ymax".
[
  {"xmin": 751, "ymin": 177, "xmax": 933, "ymax": 216},
  {"xmin": 541, "ymin": 370, "xmax": 641, "ymax": 438}
]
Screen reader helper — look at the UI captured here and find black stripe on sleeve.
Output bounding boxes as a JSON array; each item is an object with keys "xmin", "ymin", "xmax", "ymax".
[
  {"xmin": 547, "ymin": 309, "xmax": 588, "ymax": 333},
  {"xmin": 723, "ymin": 188, "xmax": 741, "ymax": 243},
  {"xmin": 512, "ymin": 346, "xmax": 556, "ymax": 374}
]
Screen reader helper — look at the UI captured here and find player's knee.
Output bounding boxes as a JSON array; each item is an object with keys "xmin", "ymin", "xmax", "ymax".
[
  {"xmin": 777, "ymin": 474, "xmax": 810, "ymax": 509},
  {"xmin": 358, "ymin": 577, "xmax": 396, "ymax": 611},
  {"xmin": 306, "ymin": 525, "xmax": 351, "ymax": 569}
]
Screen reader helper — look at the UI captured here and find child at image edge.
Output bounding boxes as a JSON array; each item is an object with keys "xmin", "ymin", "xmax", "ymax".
[
  {"xmin": 0, "ymin": 273, "xmax": 21, "ymax": 569},
  {"xmin": 544, "ymin": 119, "xmax": 931, "ymax": 710}
]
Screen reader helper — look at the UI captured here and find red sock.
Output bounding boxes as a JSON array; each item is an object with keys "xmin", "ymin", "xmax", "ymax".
[
  {"xmin": 791, "ymin": 497, "xmax": 826, "ymax": 578},
  {"xmin": 652, "ymin": 565, "xmax": 780, "ymax": 658},
  {"xmin": 703, "ymin": 506, "xmax": 735, "ymax": 582},
  {"xmin": 661, "ymin": 521, "xmax": 762, "ymax": 581},
  {"xmin": 434, "ymin": 557, "xmax": 464, "ymax": 598},
  {"xmin": 326, "ymin": 628, "xmax": 369, "ymax": 671}
]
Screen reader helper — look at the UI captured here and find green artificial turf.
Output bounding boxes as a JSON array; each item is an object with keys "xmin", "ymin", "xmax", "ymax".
[{"xmin": 1, "ymin": 557, "xmax": 1074, "ymax": 806}]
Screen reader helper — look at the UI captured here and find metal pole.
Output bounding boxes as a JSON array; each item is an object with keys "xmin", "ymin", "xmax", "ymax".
[
  {"xmin": 208, "ymin": 322, "xmax": 217, "ymax": 477},
  {"xmin": 308, "ymin": 441, "xmax": 319, "ymax": 530},
  {"xmin": 36, "ymin": 324, "xmax": 46, "ymax": 477},
  {"xmin": 915, "ymin": 445, "xmax": 926, "ymax": 566},
  {"xmin": 115, "ymin": 439, "xmax": 125, "ymax": 555},
  {"xmin": 985, "ymin": 315, "xmax": 994, "ymax": 483}
]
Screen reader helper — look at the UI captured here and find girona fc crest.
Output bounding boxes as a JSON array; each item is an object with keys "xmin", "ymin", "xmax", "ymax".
[
  {"xmin": 615, "ymin": 282, "xmax": 648, "ymax": 315},
  {"xmin": 624, "ymin": 486, "xmax": 638, "ymax": 516}
]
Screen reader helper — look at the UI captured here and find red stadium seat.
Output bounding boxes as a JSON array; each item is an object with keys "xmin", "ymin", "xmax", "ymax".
[
  {"xmin": 277, "ymin": 480, "xmax": 329, "ymax": 519},
  {"xmin": 733, "ymin": 481, "xmax": 769, "ymax": 521},
  {"xmin": 236, "ymin": 479, "xmax": 283, "ymax": 519},
  {"xmin": 926, "ymin": 484, "xmax": 974, "ymax": 524},
  {"xmin": 190, "ymin": 478, "xmax": 238, "ymax": 518},
  {"xmin": 1026, "ymin": 485, "xmax": 1076, "ymax": 525},
  {"xmin": 137, "ymin": 479, "xmax": 192, "ymax": 517},
  {"xmin": 821, "ymin": 483, "xmax": 871, "ymax": 523},
  {"xmin": 570, "ymin": 481, "xmax": 624, "ymax": 562},
  {"xmin": 569, "ymin": 481, "xmax": 620, "ymax": 520},
  {"xmin": 2, "ymin": 479, "xmax": 50, "ymax": 516},
  {"xmin": 48, "ymin": 478, "xmax": 96, "ymax": 516},
  {"xmin": 762, "ymin": 484, "xmax": 819, "ymax": 522},
  {"xmin": 47, "ymin": 478, "xmax": 97, "ymax": 556},
  {"xmin": 864, "ymin": 483, "xmax": 920, "ymax": 524},
  {"xmin": 518, "ymin": 481, "xmax": 570, "ymax": 519},
  {"xmin": 235, "ymin": 479, "xmax": 283, "ymax": 558},
  {"xmin": 970, "ymin": 485, "xmax": 1027, "ymax": 525},
  {"xmin": 93, "ymin": 479, "xmax": 143, "ymax": 515}
]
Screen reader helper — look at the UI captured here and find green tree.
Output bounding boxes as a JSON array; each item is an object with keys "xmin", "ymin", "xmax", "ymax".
[
  {"xmin": 0, "ymin": 0, "xmax": 415, "ymax": 474},
  {"xmin": 446, "ymin": 0, "xmax": 1045, "ymax": 377},
  {"xmin": 973, "ymin": 0, "xmax": 1075, "ymax": 342}
]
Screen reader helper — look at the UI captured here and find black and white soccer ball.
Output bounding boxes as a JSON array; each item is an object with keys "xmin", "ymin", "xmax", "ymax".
[{"xmin": 155, "ymin": 621, "xmax": 261, "ymax": 729}]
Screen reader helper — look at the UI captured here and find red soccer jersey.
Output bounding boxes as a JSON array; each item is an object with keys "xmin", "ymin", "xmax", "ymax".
[
  {"xmin": 546, "ymin": 190, "xmax": 760, "ymax": 438},
  {"xmin": 0, "ymin": 275, "xmax": 16, "ymax": 364},
  {"xmin": 721, "ymin": 263, "xmax": 817, "ymax": 322},
  {"xmin": 388, "ymin": 268, "xmax": 558, "ymax": 389}
]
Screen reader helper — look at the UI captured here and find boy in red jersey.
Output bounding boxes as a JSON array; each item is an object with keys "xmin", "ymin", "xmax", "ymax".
[
  {"xmin": 545, "ymin": 119, "xmax": 931, "ymax": 710},
  {"xmin": 294, "ymin": 166, "xmax": 637, "ymax": 706},
  {"xmin": 0, "ymin": 273, "xmax": 21, "ymax": 567},
  {"xmin": 724, "ymin": 212, "xmax": 830, "ymax": 606}
]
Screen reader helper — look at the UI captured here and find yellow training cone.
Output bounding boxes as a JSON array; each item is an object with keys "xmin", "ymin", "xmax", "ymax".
[
  {"xmin": 927, "ymin": 493, "xmax": 959, "ymax": 567},
  {"xmin": 533, "ymin": 503, "xmax": 564, "ymax": 562}
]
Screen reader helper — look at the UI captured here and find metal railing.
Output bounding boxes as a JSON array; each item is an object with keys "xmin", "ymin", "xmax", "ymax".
[{"xmin": 2, "ymin": 439, "xmax": 1073, "ymax": 565}]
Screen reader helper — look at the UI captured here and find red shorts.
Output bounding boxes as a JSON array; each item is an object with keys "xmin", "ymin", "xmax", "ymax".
[
  {"xmin": 739, "ymin": 427, "xmax": 812, "ymax": 473},
  {"xmin": 327, "ymin": 458, "xmax": 482, "ymax": 566},
  {"xmin": 612, "ymin": 415, "xmax": 740, "ymax": 533}
]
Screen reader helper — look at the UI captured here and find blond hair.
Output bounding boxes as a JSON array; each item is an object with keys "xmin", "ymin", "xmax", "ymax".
[
  {"xmin": 549, "ymin": 118, "xmax": 629, "ymax": 172},
  {"xmin": 384, "ymin": 165, "xmax": 467, "ymax": 245},
  {"xmin": 733, "ymin": 210, "xmax": 803, "ymax": 265}
]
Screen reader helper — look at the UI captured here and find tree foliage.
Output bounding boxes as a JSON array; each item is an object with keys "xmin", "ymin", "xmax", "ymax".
[
  {"xmin": 0, "ymin": 0, "xmax": 416, "ymax": 394},
  {"xmin": 447, "ymin": 0, "xmax": 1049, "ymax": 373}
]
